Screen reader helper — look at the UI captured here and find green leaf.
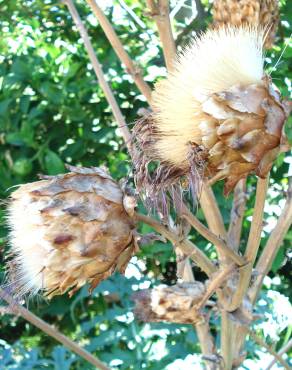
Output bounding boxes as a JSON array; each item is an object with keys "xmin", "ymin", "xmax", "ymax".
[
  {"xmin": 5, "ymin": 132, "xmax": 26, "ymax": 146},
  {"xmin": 20, "ymin": 95, "xmax": 30, "ymax": 114},
  {"xmin": 0, "ymin": 98, "xmax": 11, "ymax": 115},
  {"xmin": 40, "ymin": 81, "xmax": 63, "ymax": 104},
  {"xmin": 271, "ymin": 247, "xmax": 285, "ymax": 273},
  {"xmin": 12, "ymin": 158, "xmax": 33, "ymax": 176},
  {"xmin": 11, "ymin": 59, "xmax": 30, "ymax": 80},
  {"xmin": 51, "ymin": 346, "xmax": 76, "ymax": 370},
  {"xmin": 44, "ymin": 150, "xmax": 65, "ymax": 175}
]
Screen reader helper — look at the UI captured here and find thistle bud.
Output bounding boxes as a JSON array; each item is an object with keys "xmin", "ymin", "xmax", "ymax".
[
  {"xmin": 212, "ymin": 0, "xmax": 279, "ymax": 48},
  {"xmin": 133, "ymin": 27, "xmax": 289, "ymax": 205},
  {"xmin": 7, "ymin": 166, "xmax": 137, "ymax": 298}
]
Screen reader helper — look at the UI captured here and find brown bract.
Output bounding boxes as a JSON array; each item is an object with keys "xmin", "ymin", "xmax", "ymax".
[
  {"xmin": 212, "ymin": 0, "xmax": 279, "ymax": 48},
  {"xmin": 203, "ymin": 78, "xmax": 288, "ymax": 194},
  {"xmin": 132, "ymin": 282, "xmax": 206, "ymax": 324},
  {"xmin": 8, "ymin": 166, "xmax": 137, "ymax": 298}
]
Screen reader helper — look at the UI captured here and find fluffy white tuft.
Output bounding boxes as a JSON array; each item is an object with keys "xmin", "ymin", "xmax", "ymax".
[
  {"xmin": 152, "ymin": 26, "xmax": 264, "ymax": 167},
  {"xmin": 7, "ymin": 183, "xmax": 49, "ymax": 297}
]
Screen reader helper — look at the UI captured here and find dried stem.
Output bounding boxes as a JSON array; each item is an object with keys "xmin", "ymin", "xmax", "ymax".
[
  {"xmin": 245, "ymin": 176, "xmax": 269, "ymax": 263},
  {"xmin": 250, "ymin": 183, "xmax": 292, "ymax": 303},
  {"xmin": 226, "ymin": 176, "xmax": 269, "ymax": 312},
  {"xmin": 173, "ymin": 221, "xmax": 216, "ymax": 369},
  {"xmin": 63, "ymin": 0, "xmax": 132, "ymax": 155},
  {"xmin": 0, "ymin": 288, "xmax": 110, "ymax": 370},
  {"xmin": 86, "ymin": 0, "xmax": 152, "ymax": 104},
  {"xmin": 181, "ymin": 258, "xmax": 196, "ymax": 282},
  {"xmin": 221, "ymin": 311, "xmax": 235, "ymax": 370},
  {"xmin": 248, "ymin": 329, "xmax": 291, "ymax": 370},
  {"xmin": 265, "ymin": 338, "xmax": 292, "ymax": 370},
  {"xmin": 228, "ymin": 178, "xmax": 247, "ymax": 251},
  {"xmin": 195, "ymin": 319, "xmax": 217, "ymax": 370},
  {"xmin": 199, "ymin": 182, "xmax": 227, "ymax": 240},
  {"xmin": 195, "ymin": 264, "xmax": 236, "ymax": 312},
  {"xmin": 135, "ymin": 212, "xmax": 216, "ymax": 276},
  {"xmin": 221, "ymin": 177, "xmax": 267, "ymax": 367},
  {"xmin": 180, "ymin": 204, "xmax": 245, "ymax": 266},
  {"xmin": 229, "ymin": 177, "xmax": 275, "ymax": 364},
  {"xmin": 146, "ymin": 0, "xmax": 176, "ymax": 70},
  {"xmin": 199, "ymin": 184, "xmax": 234, "ymax": 370}
]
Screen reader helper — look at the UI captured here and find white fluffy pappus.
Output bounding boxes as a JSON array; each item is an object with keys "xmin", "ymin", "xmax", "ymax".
[
  {"xmin": 152, "ymin": 26, "xmax": 265, "ymax": 168},
  {"xmin": 6, "ymin": 182, "xmax": 50, "ymax": 298}
]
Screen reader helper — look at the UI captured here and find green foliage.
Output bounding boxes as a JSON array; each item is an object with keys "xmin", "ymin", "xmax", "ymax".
[{"xmin": 0, "ymin": 0, "xmax": 291, "ymax": 368}]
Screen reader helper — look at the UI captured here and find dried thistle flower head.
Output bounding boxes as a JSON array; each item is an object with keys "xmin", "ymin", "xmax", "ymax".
[
  {"xmin": 212, "ymin": 0, "xmax": 279, "ymax": 49},
  {"xmin": 133, "ymin": 27, "xmax": 289, "ymax": 205},
  {"xmin": 7, "ymin": 166, "xmax": 137, "ymax": 299},
  {"xmin": 132, "ymin": 282, "xmax": 206, "ymax": 324}
]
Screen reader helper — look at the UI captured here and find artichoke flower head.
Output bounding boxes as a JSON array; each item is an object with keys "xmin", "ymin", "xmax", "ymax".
[{"xmin": 6, "ymin": 166, "xmax": 137, "ymax": 299}]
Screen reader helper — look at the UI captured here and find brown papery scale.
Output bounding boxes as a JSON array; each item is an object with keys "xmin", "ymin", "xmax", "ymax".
[{"xmin": 7, "ymin": 166, "xmax": 137, "ymax": 299}]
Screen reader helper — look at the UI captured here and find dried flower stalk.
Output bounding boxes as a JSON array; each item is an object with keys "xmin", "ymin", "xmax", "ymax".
[
  {"xmin": 0, "ymin": 288, "xmax": 110, "ymax": 370},
  {"xmin": 86, "ymin": 0, "xmax": 153, "ymax": 104}
]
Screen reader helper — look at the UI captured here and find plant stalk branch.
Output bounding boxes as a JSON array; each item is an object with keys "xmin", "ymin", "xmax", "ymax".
[
  {"xmin": 181, "ymin": 205, "xmax": 245, "ymax": 266},
  {"xmin": 63, "ymin": 0, "xmax": 132, "ymax": 154},
  {"xmin": 195, "ymin": 264, "xmax": 236, "ymax": 312},
  {"xmin": 0, "ymin": 288, "xmax": 110, "ymax": 370},
  {"xmin": 195, "ymin": 318, "xmax": 217, "ymax": 370},
  {"xmin": 226, "ymin": 176, "xmax": 269, "ymax": 312},
  {"xmin": 146, "ymin": 0, "xmax": 176, "ymax": 70},
  {"xmin": 248, "ymin": 329, "xmax": 291, "ymax": 370},
  {"xmin": 228, "ymin": 178, "xmax": 247, "ymax": 251},
  {"xmin": 245, "ymin": 176, "xmax": 269, "ymax": 263},
  {"xmin": 265, "ymin": 339, "xmax": 292, "ymax": 370},
  {"xmin": 86, "ymin": 0, "xmax": 152, "ymax": 104},
  {"xmin": 199, "ymin": 182, "xmax": 227, "ymax": 241},
  {"xmin": 250, "ymin": 183, "xmax": 292, "ymax": 303},
  {"xmin": 135, "ymin": 212, "xmax": 216, "ymax": 276},
  {"xmin": 221, "ymin": 311, "xmax": 235, "ymax": 370}
]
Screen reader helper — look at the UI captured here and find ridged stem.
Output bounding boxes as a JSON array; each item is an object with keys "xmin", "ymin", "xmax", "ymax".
[
  {"xmin": 85, "ymin": 0, "xmax": 153, "ymax": 105},
  {"xmin": 63, "ymin": 0, "xmax": 132, "ymax": 155}
]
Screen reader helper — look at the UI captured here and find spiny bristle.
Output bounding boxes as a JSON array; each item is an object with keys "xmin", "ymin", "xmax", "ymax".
[{"xmin": 152, "ymin": 26, "xmax": 264, "ymax": 168}]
